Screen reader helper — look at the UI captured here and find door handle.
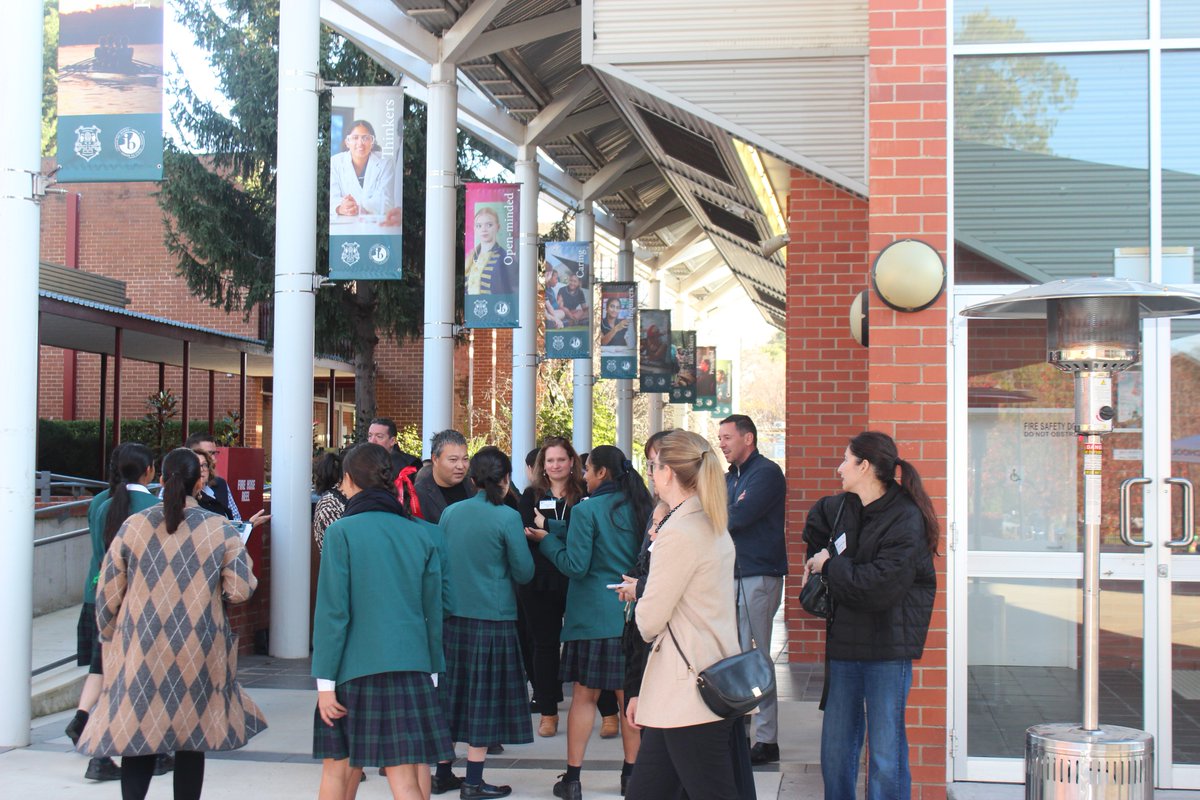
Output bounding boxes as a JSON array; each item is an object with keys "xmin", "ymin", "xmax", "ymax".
[
  {"xmin": 1165, "ymin": 476, "xmax": 1195, "ymax": 549},
  {"xmin": 1120, "ymin": 477, "xmax": 1152, "ymax": 548}
]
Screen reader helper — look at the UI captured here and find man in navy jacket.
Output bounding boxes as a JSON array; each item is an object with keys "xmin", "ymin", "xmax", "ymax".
[{"xmin": 718, "ymin": 414, "xmax": 787, "ymax": 764}]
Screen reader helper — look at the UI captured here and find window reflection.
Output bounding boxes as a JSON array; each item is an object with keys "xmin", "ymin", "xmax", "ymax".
[
  {"xmin": 955, "ymin": 54, "xmax": 1148, "ymax": 284},
  {"xmin": 1163, "ymin": 52, "xmax": 1200, "ymax": 286},
  {"xmin": 954, "ymin": 1, "xmax": 1146, "ymax": 44}
]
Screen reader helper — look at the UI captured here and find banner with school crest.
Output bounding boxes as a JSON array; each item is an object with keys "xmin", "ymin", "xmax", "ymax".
[
  {"xmin": 543, "ymin": 242, "xmax": 592, "ymax": 358},
  {"xmin": 56, "ymin": 0, "xmax": 165, "ymax": 182},
  {"xmin": 691, "ymin": 346, "xmax": 718, "ymax": 411},
  {"xmin": 714, "ymin": 359, "xmax": 733, "ymax": 415},
  {"xmin": 669, "ymin": 330, "xmax": 697, "ymax": 404},
  {"xmin": 464, "ymin": 182, "xmax": 520, "ymax": 328},
  {"xmin": 328, "ymin": 86, "xmax": 404, "ymax": 279},
  {"xmin": 639, "ymin": 309, "xmax": 673, "ymax": 392},
  {"xmin": 598, "ymin": 282, "xmax": 637, "ymax": 378}
]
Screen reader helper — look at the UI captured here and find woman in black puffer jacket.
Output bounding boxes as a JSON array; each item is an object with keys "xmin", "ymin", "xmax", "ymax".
[{"xmin": 802, "ymin": 431, "xmax": 938, "ymax": 800}]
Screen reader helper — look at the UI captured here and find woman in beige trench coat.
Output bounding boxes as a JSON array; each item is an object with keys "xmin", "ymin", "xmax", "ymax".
[{"xmin": 79, "ymin": 447, "xmax": 267, "ymax": 799}]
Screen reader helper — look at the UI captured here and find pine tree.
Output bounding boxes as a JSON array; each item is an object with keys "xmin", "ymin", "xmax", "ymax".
[{"xmin": 160, "ymin": 0, "xmax": 495, "ymax": 438}]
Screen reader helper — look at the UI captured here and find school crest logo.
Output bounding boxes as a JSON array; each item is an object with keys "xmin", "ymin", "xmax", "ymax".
[
  {"xmin": 114, "ymin": 128, "xmax": 146, "ymax": 159},
  {"xmin": 340, "ymin": 242, "xmax": 360, "ymax": 266},
  {"xmin": 569, "ymin": 336, "xmax": 583, "ymax": 350},
  {"xmin": 494, "ymin": 301, "xmax": 510, "ymax": 316},
  {"xmin": 552, "ymin": 336, "xmax": 564, "ymax": 351},
  {"xmin": 605, "ymin": 361, "xmax": 616, "ymax": 373},
  {"xmin": 621, "ymin": 360, "xmax": 633, "ymax": 372},
  {"xmin": 74, "ymin": 125, "xmax": 102, "ymax": 162},
  {"xmin": 369, "ymin": 243, "xmax": 389, "ymax": 264},
  {"xmin": 473, "ymin": 299, "xmax": 489, "ymax": 318}
]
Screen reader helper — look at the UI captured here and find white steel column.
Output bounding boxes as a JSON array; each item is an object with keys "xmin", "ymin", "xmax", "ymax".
[
  {"xmin": 422, "ymin": 62, "xmax": 458, "ymax": 456},
  {"xmin": 269, "ymin": 0, "xmax": 319, "ymax": 659},
  {"xmin": 0, "ymin": 0, "xmax": 42, "ymax": 745},
  {"xmin": 511, "ymin": 146, "xmax": 538, "ymax": 487},
  {"xmin": 616, "ymin": 238, "xmax": 634, "ymax": 456},
  {"xmin": 573, "ymin": 208, "xmax": 595, "ymax": 455},
  {"xmin": 646, "ymin": 272, "xmax": 663, "ymax": 435}
]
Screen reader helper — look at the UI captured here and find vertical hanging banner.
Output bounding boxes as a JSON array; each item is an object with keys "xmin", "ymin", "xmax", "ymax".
[
  {"xmin": 328, "ymin": 86, "xmax": 404, "ymax": 280},
  {"xmin": 691, "ymin": 346, "xmax": 718, "ymax": 410},
  {"xmin": 715, "ymin": 359, "xmax": 734, "ymax": 415},
  {"xmin": 599, "ymin": 282, "xmax": 637, "ymax": 378},
  {"xmin": 639, "ymin": 310, "xmax": 673, "ymax": 391},
  {"xmin": 543, "ymin": 242, "xmax": 592, "ymax": 358},
  {"xmin": 669, "ymin": 330, "xmax": 697, "ymax": 404},
  {"xmin": 56, "ymin": 0, "xmax": 164, "ymax": 182},
  {"xmin": 464, "ymin": 183, "xmax": 520, "ymax": 328}
]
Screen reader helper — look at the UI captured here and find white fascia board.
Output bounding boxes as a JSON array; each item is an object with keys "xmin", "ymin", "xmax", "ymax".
[
  {"xmin": 592, "ymin": 64, "xmax": 869, "ymax": 197},
  {"xmin": 325, "ymin": 0, "xmax": 438, "ymax": 64}
]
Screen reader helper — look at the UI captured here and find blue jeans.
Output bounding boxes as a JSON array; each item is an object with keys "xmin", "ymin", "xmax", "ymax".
[{"xmin": 820, "ymin": 659, "xmax": 913, "ymax": 800}]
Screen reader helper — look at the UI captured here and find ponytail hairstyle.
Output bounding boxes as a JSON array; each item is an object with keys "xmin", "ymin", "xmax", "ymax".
[
  {"xmin": 161, "ymin": 448, "xmax": 203, "ymax": 534},
  {"xmin": 314, "ymin": 452, "xmax": 344, "ymax": 494},
  {"xmin": 102, "ymin": 443, "xmax": 154, "ymax": 548},
  {"xmin": 588, "ymin": 444, "xmax": 654, "ymax": 538},
  {"xmin": 849, "ymin": 430, "xmax": 940, "ymax": 555},
  {"xmin": 469, "ymin": 446, "xmax": 511, "ymax": 506},
  {"xmin": 342, "ymin": 443, "xmax": 400, "ymax": 498},
  {"xmin": 655, "ymin": 431, "xmax": 728, "ymax": 533}
]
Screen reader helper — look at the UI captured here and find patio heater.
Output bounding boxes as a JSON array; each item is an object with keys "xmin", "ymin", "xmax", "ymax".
[{"xmin": 961, "ymin": 277, "xmax": 1200, "ymax": 799}]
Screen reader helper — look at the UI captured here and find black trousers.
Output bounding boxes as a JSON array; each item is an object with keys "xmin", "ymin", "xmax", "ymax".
[
  {"xmin": 517, "ymin": 582, "xmax": 568, "ymax": 715},
  {"xmin": 121, "ymin": 751, "xmax": 204, "ymax": 800},
  {"xmin": 626, "ymin": 719, "xmax": 740, "ymax": 800}
]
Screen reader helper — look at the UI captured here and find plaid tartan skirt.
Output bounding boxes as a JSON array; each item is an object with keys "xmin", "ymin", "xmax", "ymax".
[
  {"xmin": 442, "ymin": 617, "xmax": 534, "ymax": 746},
  {"xmin": 312, "ymin": 671, "xmax": 454, "ymax": 767},
  {"xmin": 76, "ymin": 603, "xmax": 102, "ymax": 674},
  {"xmin": 559, "ymin": 637, "xmax": 625, "ymax": 691}
]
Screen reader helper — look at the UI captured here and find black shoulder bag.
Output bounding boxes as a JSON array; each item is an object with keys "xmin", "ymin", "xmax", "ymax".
[
  {"xmin": 798, "ymin": 496, "xmax": 846, "ymax": 619},
  {"xmin": 664, "ymin": 579, "xmax": 776, "ymax": 719}
]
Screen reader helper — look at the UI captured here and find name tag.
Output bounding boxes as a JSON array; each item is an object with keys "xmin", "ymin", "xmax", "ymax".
[
  {"xmin": 834, "ymin": 533, "xmax": 848, "ymax": 555},
  {"xmin": 539, "ymin": 499, "xmax": 558, "ymax": 511}
]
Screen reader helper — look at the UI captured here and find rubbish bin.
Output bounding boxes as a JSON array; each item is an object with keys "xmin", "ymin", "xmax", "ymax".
[{"xmin": 1026, "ymin": 723, "xmax": 1153, "ymax": 799}]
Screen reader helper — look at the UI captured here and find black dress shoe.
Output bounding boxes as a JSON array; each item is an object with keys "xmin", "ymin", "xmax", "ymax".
[
  {"xmin": 749, "ymin": 741, "xmax": 780, "ymax": 765},
  {"xmin": 487, "ymin": 743, "xmax": 504, "ymax": 754},
  {"xmin": 432, "ymin": 773, "xmax": 464, "ymax": 795},
  {"xmin": 153, "ymin": 753, "xmax": 175, "ymax": 775},
  {"xmin": 64, "ymin": 716, "xmax": 85, "ymax": 746},
  {"xmin": 460, "ymin": 781, "xmax": 513, "ymax": 799},
  {"xmin": 553, "ymin": 776, "xmax": 582, "ymax": 800},
  {"xmin": 84, "ymin": 757, "xmax": 121, "ymax": 781}
]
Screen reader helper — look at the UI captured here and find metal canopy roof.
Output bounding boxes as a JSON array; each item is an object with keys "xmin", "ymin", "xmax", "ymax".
[
  {"xmin": 320, "ymin": 0, "xmax": 869, "ymax": 329},
  {"xmin": 40, "ymin": 292, "xmax": 355, "ymax": 378}
]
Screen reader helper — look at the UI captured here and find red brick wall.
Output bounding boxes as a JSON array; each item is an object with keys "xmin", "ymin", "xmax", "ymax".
[
  {"xmin": 868, "ymin": 0, "xmax": 948, "ymax": 795},
  {"xmin": 784, "ymin": 172, "xmax": 870, "ymax": 662}
]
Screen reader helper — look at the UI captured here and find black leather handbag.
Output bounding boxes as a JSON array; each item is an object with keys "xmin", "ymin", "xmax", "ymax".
[
  {"xmin": 666, "ymin": 623, "xmax": 776, "ymax": 718},
  {"xmin": 799, "ymin": 497, "xmax": 846, "ymax": 620}
]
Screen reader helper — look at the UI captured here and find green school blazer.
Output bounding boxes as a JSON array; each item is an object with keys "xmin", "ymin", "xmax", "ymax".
[
  {"xmin": 440, "ymin": 494, "xmax": 534, "ymax": 620},
  {"xmin": 89, "ymin": 489, "xmax": 159, "ymax": 604}
]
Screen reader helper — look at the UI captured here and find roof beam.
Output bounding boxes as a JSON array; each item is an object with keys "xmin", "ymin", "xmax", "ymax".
[
  {"xmin": 695, "ymin": 275, "xmax": 742, "ymax": 313},
  {"xmin": 582, "ymin": 146, "xmax": 646, "ymax": 205},
  {"xmin": 327, "ymin": 0, "xmax": 438, "ymax": 64},
  {"xmin": 524, "ymin": 72, "xmax": 595, "ymax": 147},
  {"xmin": 650, "ymin": 222, "xmax": 702, "ymax": 266},
  {"xmin": 660, "ymin": 236, "xmax": 715, "ymax": 273},
  {"xmin": 463, "ymin": 6, "xmax": 582, "ymax": 61},
  {"xmin": 603, "ymin": 162, "xmax": 660, "ymax": 197},
  {"xmin": 626, "ymin": 194, "xmax": 682, "ymax": 240},
  {"xmin": 441, "ymin": 0, "xmax": 512, "ymax": 64},
  {"xmin": 544, "ymin": 106, "xmax": 620, "ymax": 141},
  {"xmin": 679, "ymin": 254, "xmax": 727, "ymax": 294}
]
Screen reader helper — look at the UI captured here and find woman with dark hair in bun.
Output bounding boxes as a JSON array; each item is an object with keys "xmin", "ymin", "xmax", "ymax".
[
  {"xmin": 438, "ymin": 446, "xmax": 535, "ymax": 799},
  {"xmin": 78, "ymin": 447, "xmax": 266, "ymax": 800},
  {"xmin": 528, "ymin": 444, "xmax": 651, "ymax": 799},
  {"xmin": 311, "ymin": 442, "xmax": 452, "ymax": 800}
]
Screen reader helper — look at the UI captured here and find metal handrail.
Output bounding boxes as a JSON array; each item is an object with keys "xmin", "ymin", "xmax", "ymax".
[
  {"xmin": 34, "ymin": 527, "xmax": 90, "ymax": 547},
  {"xmin": 32, "ymin": 655, "xmax": 77, "ymax": 677}
]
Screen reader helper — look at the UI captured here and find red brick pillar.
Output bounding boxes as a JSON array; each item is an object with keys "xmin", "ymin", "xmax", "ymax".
[{"xmin": 869, "ymin": 0, "xmax": 948, "ymax": 795}]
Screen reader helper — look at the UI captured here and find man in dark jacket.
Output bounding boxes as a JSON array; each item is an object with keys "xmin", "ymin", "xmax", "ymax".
[
  {"xmin": 366, "ymin": 417, "xmax": 420, "ymax": 479},
  {"xmin": 717, "ymin": 414, "xmax": 787, "ymax": 764},
  {"xmin": 413, "ymin": 428, "xmax": 475, "ymax": 524}
]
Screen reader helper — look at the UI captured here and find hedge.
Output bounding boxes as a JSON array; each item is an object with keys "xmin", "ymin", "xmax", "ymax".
[{"xmin": 38, "ymin": 418, "xmax": 239, "ymax": 480}]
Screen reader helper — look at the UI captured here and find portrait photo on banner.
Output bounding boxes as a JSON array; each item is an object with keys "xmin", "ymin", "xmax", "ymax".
[
  {"xmin": 669, "ymin": 329, "xmax": 697, "ymax": 403},
  {"xmin": 692, "ymin": 345, "xmax": 717, "ymax": 410},
  {"xmin": 464, "ymin": 183, "xmax": 520, "ymax": 328},
  {"xmin": 599, "ymin": 282, "xmax": 637, "ymax": 379},
  {"xmin": 639, "ymin": 309, "xmax": 675, "ymax": 391},
  {"xmin": 543, "ymin": 241, "xmax": 592, "ymax": 359}
]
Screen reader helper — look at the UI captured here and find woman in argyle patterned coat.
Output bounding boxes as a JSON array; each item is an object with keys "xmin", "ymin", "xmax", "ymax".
[{"xmin": 79, "ymin": 447, "xmax": 267, "ymax": 800}]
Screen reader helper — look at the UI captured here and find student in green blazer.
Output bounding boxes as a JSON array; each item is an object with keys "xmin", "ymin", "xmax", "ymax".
[
  {"xmin": 64, "ymin": 443, "xmax": 157, "ymax": 783},
  {"xmin": 529, "ymin": 445, "xmax": 653, "ymax": 800},
  {"xmin": 439, "ymin": 447, "xmax": 536, "ymax": 799},
  {"xmin": 312, "ymin": 443, "xmax": 453, "ymax": 800}
]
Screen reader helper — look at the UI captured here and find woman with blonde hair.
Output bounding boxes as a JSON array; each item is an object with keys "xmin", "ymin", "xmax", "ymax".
[{"xmin": 624, "ymin": 431, "xmax": 740, "ymax": 800}]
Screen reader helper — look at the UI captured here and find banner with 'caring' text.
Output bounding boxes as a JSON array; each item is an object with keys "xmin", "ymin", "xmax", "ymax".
[
  {"xmin": 328, "ymin": 86, "xmax": 404, "ymax": 279},
  {"xmin": 543, "ymin": 242, "xmax": 592, "ymax": 359},
  {"xmin": 56, "ymin": 0, "xmax": 164, "ymax": 182}
]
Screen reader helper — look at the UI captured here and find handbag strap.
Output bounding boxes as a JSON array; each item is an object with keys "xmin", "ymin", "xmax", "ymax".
[{"xmin": 665, "ymin": 623, "xmax": 696, "ymax": 676}]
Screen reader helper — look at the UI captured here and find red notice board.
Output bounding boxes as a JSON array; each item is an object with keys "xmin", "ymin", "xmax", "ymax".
[{"xmin": 214, "ymin": 446, "xmax": 266, "ymax": 580}]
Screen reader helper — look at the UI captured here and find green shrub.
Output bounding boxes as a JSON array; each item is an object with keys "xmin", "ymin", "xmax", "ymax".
[{"xmin": 37, "ymin": 418, "xmax": 239, "ymax": 479}]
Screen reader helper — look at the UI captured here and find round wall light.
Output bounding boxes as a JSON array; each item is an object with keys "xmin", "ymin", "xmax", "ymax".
[
  {"xmin": 871, "ymin": 239, "xmax": 946, "ymax": 313},
  {"xmin": 849, "ymin": 289, "xmax": 869, "ymax": 346}
]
